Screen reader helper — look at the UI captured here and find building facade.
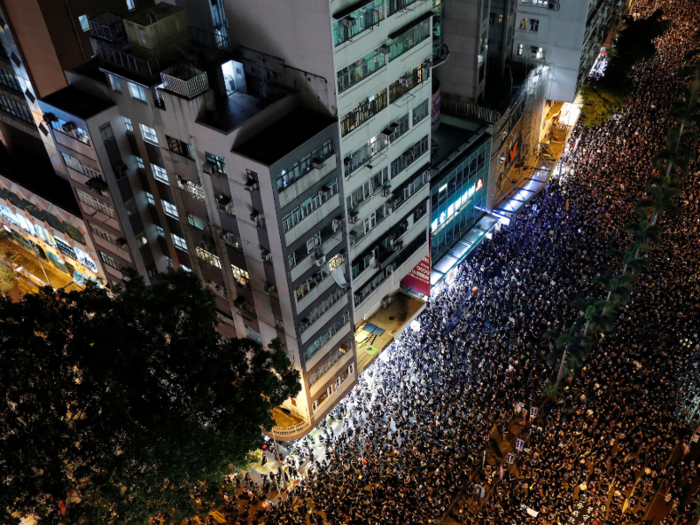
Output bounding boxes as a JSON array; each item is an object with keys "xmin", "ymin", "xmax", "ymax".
[{"xmin": 511, "ymin": 0, "xmax": 625, "ymax": 102}]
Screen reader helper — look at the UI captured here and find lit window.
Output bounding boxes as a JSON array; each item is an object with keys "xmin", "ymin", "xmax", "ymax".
[
  {"xmin": 152, "ymin": 164, "xmax": 169, "ymax": 185},
  {"xmin": 155, "ymin": 225, "xmax": 164, "ymax": 236},
  {"xmin": 128, "ymin": 82, "xmax": 147, "ymax": 102},
  {"xmin": 517, "ymin": 44, "xmax": 523, "ymax": 56},
  {"xmin": 162, "ymin": 200, "xmax": 178, "ymax": 219},
  {"xmin": 231, "ymin": 264, "xmax": 249, "ymax": 283},
  {"xmin": 79, "ymin": 15, "xmax": 89, "ymax": 32},
  {"xmin": 100, "ymin": 251, "xmax": 121, "ymax": 269},
  {"xmin": 108, "ymin": 74, "xmax": 121, "ymax": 92},
  {"xmin": 145, "ymin": 192, "xmax": 155, "ymax": 205},
  {"xmin": 171, "ymin": 234, "xmax": 188, "ymax": 252},
  {"xmin": 135, "ymin": 156, "xmax": 144, "ymax": 169},
  {"xmin": 123, "ymin": 117, "xmax": 133, "ymax": 133},
  {"xmin": 126, "ymin": 0, "xmax": 136, "ymax": 10},
  {"xmin": 518, "ymin": 17, "xmax": 527, "ymax": 30},
  {"xmin": 196, "ymin": 247, "xmax": 221, "ymax": 268},
  {"xmin": 205, "ymin": 152, "xmax": 227, "ymax": 175},
  {"xmin": 180, "ymin": 264, "xmax": 192, "ymax": 272},
  {"xmin": 140, "ymin": 124, "xmax": 158, "ymax": 144},
  {"xmin": 165, "ymin": 256, "xmax": 174, "ymax": 268}
]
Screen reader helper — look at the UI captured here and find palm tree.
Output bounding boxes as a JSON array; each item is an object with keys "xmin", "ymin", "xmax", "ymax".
[{"xmin": 594, "ymin": 271, "xmax": 636, "ymax": 306}]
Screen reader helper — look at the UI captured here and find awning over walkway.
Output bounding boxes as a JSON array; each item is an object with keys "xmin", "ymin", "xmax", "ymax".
[
  {"xmin": 429, "ymin": 214, "xmax": 500, "ymax": 288},
  {"xmin": 492, "ymin": 164, "xmax": 551, "ymax": 224}
]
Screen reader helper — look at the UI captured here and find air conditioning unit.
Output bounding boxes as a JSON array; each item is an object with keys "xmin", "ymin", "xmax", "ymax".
[
  {"xmin": 382, "ymin": 186, "xmax": 392, "ymax": 197},
  {"xmin": 244, "ymin": 182, "xmax": 259, "ymax": 191},
  {"xmin": 318, "ymin": 185, "xmax": 331, "ymax": 198},
  {"xmin": 112, "ymin": 161, "xmax": 127, "ymax": 177},
  {"xmin": 202, "ymin": 161, "xmax": 216, "ymax": 174},
  {"xmin": 222, "ymin": 232, "xmax": 238, "ymax": 246},
  {"xmin": 261, "ymin": 249, "xmax": 272, "ymax": 262},
  {"xmin": 313, "ymin": 255, "xmax": 327, "ymax": 267},
  {"xmin": 378, "ymin": 43, "xmax": 390, "ymax": 54},
  {"xmin": 312, "ymin": 158, "xmax": 325, "ymax": 170},
  {"xmin": 385, "ymin": 263, "xmax": 395, "ymax": 275},
  {"xmin": 350, "ymin": 228, "xmax": 360, "ymax": 238},
  {"xmin": 250, "ymin": 210, "xmax": 262, "ymax": 221},
  {"xmin": 343, "ymin": 157, "xmax": 352, "ymax": 166},
  {"xmin": 381, "ymin": 295, "xmax": 392, "ymax": 309},
  {"xmin": 341, "ymin": 17, "xmax": 357, "ymax": 27},
  {"xmin": 348, "ymin": 212, "xmax": 359, "ymax": 224},
  {"xmin": 393, "ymin": 240, "xmax": 404, "ymax": 252},
  {"xmin": 379, "ymin": 128, "xmax": 394, "ymax": 141},
  {"xmin": 62, "ymin": 122, "xmax": 76, "ymax": 133},
  {"xmin": 399, "ymin": 77, "xmax": 410, "ymax": 86},
  {"xmin": 422, "ymin": 60, "xmax": 432, "ymax": 69},
  {"xmin": 332, "ymin": 218, "xmax": 342, "ymax": 232},
  {"xmin": 264, "ymin": 283, "xmax": 276, "ymax": 293},
  {"xmin": 43, "ymin": 113, "xmax": 57, "ymax": 123},
  {"xmin": 225, "ymin": 202, "xmax": 235, "ymax": 215},
  {"xmin": 117, "ymin": 237, "xmax": 128, "ymax": 247}
]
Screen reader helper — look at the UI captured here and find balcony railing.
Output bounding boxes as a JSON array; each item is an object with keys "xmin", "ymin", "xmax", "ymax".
[
  {"xmin": 160, "ymin": 64, "xmax": 209, "ymax": 99},
  {"xmin": 93, "ymin": 39, "xmax": 161, "ymax": 79},
  {"xmin": 89, "ymin": 13, "xmax": 127, "ymax": 42}
]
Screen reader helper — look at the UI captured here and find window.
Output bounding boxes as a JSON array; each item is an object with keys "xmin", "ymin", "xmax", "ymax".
[
  {"xmin": 333, "ymin": 0, "xmax": 384, "ymax": 46},
  {"xmin": 167, "ymin": 136, "xmax": 194, "ymax": 160},
  {"xmin": 387, "ymin": 0, "xmax": 422, "ymax": 16},
  {"xmin": 0, "ymin": 94, "xmax": 32, "ymax": 123},
  {"xmin": 281, "ymin": 179, "xmax": 339, "ymax": 232},
  {"xmin": 108, "ymin": 75, "xmax": 121, "ymax": 92},
  {"xmin": 300, "ymin": 288, "xmax": 347, "ymax": 333},
  {"xmin": 162, "ymin": 200, "xmax": 178, "ymax": 219},
  {"xmin": 517, "ymin": 44, "xmax": 524, "ymax": 56},
  {"xmin": 344, "ymin": 134, "xmax": 388, "ymax": 176},
  {"xmin": 89, "ymin": 223, "xmax": 119, "ymax": 244},
  {"xmin": 288, "ymin": 253, "xmax": 296, "ymax": 269},
  {"xmin": 76, "ymin": 189, "xmax": 117, "ymax": 218},
  {"xmin": 205, "ymin": 152, "xmax": 226, "ymax": 175},
  {"xmin": 123, "ymin": 117, "xmax": 133, "ymax": 133},
  {"xmin": 387, "ymin": 17, "xmax": 431, "ymax": 61},
  {"xmin": 152, "ymin": 164, "xmax": 169, "ymax": 185},
  {"xmin": 126, "ymin": 0, "xmax": 136, "ymax": 10},
  {"xmin": 140, "ymin": 124, "xmax": 158, "ymax": 144},
  {"xmin": 135, "ymin": 156, "xmax": 144, "ymax": 169},
  {"xmin": 529, "ymin": 19, "xmax": 539, "ymax": 32},
  {"xmin": 390, "ymin": 135, "xmax": 429, "ymax": 178},
  {"xmin": 306, "ymin": 232, "xmax": 322, "ymax": 254},
  {"xmin": 389, "ymin": 62, "xmax": 430, "ymax": 103},
  {"xmin": 337, "ymin": 48, "xmax": 386, "ymax": 93},
  {"xmin": 144, "ymin": 192, "xmax": 155, "ymax": 205},
  {"xmin": 531, "ymin": 46, "xmax": 544, "ymax": 59},
  {"xmin": 196, "ymin": 246, "xmax": 221, "ymax": 268},
  {"xmin": 0, "ymin": 67, "xmax": 21, "ymax": 91},
  {"xmin": 231, "ymin": 264, "xmax": 250, "ymax": 284},
  {"xmin": 165, "ymin": 256, "xmax": 174, "ymax": 268},
  {"xmin": 276, "ymin": 139, "xmax": 334, "ymax": 191},
  {"xmin": 139, "ymin": 29, "xmax": 148, "ymax": 46},
  {"xmin": 171, "ymin": 233, "xmax": 188, "ymax": 252},
  {"xmin": 79, "ymin": 15, "xmax": 89, "ymax": 32},
  {"xmin": 155, "ymin": 225, "xmax": 164, "ymax": 237},
  {"xmin": 304, "ymin": 312, "xmax": 350, "ymax": 362},
  {"xmin": 100, "ymin": 251, "xmax": 121, "ymax": 269},
  {"xmin": 128, "ymin": 82, "xmax": 147, "ymax": 102},
  {"xmin": 187, "ymin": 214, "xmax": 206, "ymax": 230},
  {"xmin": 180, "ymin": 264, "xmax": 192, "ymax": 272},
  {"xmin": 412, "ymin": 99, "xmax": 429, "ymax": 126},
  {"xmin": 340, "ymin": 89, "xmax": 388, "ymax": 137},
  {"xmin": 518, "ymin": 18, "xmax": 528, "ymax": 30}
]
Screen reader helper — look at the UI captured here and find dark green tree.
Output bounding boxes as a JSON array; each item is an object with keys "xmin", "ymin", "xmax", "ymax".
[{"xmin": 0, "ymin": 270, "xmax": 300, "ymax": 525}]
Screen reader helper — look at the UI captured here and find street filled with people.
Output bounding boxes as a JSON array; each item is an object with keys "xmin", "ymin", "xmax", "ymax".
[{"xmin": 217, "ymin": 0, "xmax": 700, "ymax": 524}]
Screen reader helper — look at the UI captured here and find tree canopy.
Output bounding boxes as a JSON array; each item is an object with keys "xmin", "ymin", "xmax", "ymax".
[
  {"xmin": 582, "ymin": 9, "xmax": 670, "ymax": 128},
  {"xmin": 0, "ymin": 271, "xmax": 300, "ymax": 525}
]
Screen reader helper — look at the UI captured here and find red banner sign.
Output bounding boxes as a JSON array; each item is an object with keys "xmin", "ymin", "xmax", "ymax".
[{"xmin": 401, "ymin": 253, "xmax": 431, "ymax": 298}]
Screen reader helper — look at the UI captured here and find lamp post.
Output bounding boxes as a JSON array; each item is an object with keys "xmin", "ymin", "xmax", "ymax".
[{"xmin": 16, "ymin": 253, "xmax": 51, "ymax": 288}]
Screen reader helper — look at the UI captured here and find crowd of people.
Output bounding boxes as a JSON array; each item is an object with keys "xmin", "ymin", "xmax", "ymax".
[{"xmin": 218, "ymin": 0, "xmax": 700, "ymax": 524}]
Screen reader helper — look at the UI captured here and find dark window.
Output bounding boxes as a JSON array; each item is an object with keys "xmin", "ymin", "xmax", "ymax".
[{"xmin": 167, "ymin": 135, "xmax": 194, "ymax": 160}]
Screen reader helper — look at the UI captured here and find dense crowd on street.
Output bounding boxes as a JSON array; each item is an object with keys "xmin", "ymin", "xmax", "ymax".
[{"xmin": 217, "ymin": 0, "xmax": 700, "ymax": 524}]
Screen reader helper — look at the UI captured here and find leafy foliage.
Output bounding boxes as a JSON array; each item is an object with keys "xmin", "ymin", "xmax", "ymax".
[
  {"xmin": 0, "ymin": 271, "xmax": 300, "ymax": 525},
  {"xmin": 0, "ymin": 262, "xmax": 15, "ymax": 293}
]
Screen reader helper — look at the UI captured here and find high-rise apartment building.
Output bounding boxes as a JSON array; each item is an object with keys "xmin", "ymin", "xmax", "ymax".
[
  {"xmin": 34, "ymin": 0, "xmax": 432, "ymax": 437},
  {"xmin": 512, "ymin": 0, "xmax": 626, "ymax": 102}
]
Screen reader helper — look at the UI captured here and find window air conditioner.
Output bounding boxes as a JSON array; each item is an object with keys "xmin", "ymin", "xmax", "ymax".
[
  {"xmin": 244, "ymin": 182, "xmax": 259, "ymax": 191},
  {"xmin": 264, "ymin": 283, "xmax": 276, "ymax": 293},
  {"xmin": 62, "ymin": 122, "xmax": 77, "ymax": 133},
  {"xmin": 378, "ymin": 44, "xmax": 390, "ymax": 54},
  {"xmin": 382, "ymin": 186, "xmax": 392, "ymax": 197},
  {"xmin": 312, "ymin": 158, "xmax": 325, "ymax": 170},
  {"xmin": 202, "ymin": 161, "xmax": 216, "ymax": 174},
  {"xmin": 43, "ymin": 113, "xmax": 57, "ymax": 123},
  {"xmin": 348, "ymin": 212, "xmax": 359, "ymax": 224},
  {"xmin": 399, "ymin": 77, "xmax": 410, "ymax": 86},
  {"xmin": 261, "ymin": 249, "xmax": 272, "ymax": 262},
  {"xmin": 332, "ymin": 218, "xmax": 342, "ymax": 232},
  {"xmin": 313, "ymin": 255, "xmax": 327, "ymax": 267},
  {"xmin": 250, "ymin": 210, "xmax": 262, "ymax": 221},
  {"xmin": 381, "ymin": 295, "xmax": 392, "ymax": 309},
  {"xmin": 393, "ymin": 240, "xmax": 404, "ymax": 252},
  {"xmin": 386, "ymin": 263, "xmax": 395, "ymax": 275},
  {"xmin": 379, "ymin": 128, "xmax": 394, "ymax": 141},
  {"xmin": 318, "ymin": 185, "xmax": 331, "ymax": 198},
  {"xmin": 113, "ymin": 161, "xmax": 128, "ymax": 177},
  {"xmin": 341, "ymin": 17, "xmax": 357, "ymax": 27}
]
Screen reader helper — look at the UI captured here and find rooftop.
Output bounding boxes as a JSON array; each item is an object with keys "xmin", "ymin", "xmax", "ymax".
[
  {"xmin": 41, "ymin": 85, "xmax": 115, "ymax": 120},
  {"xmin": 233, "ymin": 108, "xmax": 336, "ymax": 165},
  {"xmin": 124, "ymin": 3, "xmax": 181, "ymax": 27},
  {"xmin": 432, "ymin": 114, "xmax": 489, "ymax": 167}
]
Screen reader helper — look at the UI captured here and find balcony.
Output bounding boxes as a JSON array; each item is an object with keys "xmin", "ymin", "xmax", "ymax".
[
  {"xmin": 278, "ymin": 155, "xmax": 338, "ymax": 209},
  {"xmin": 284, "ymin": 194, "xmax": 340, "ymax": 246}
]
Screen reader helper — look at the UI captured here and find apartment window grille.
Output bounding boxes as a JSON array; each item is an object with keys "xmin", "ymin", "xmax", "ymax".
[
  {"xmin": 337, "ymin": 48, "xmax": 386, "ymax": 93},
  {"xmin": 123, "ymin": 117, "xmax": 134, "ymax": 133},
  {"xmin": 304, "ymin": 312, "xmax": 350, "ymax": 362},
  {"xmin": 152, "ymin": 164, "xmax": 169, "ymax": 185},
  {"xmin": 145, "ymin": 192, "xmax": 155, "ymax": 205},
  {"xmin": 167, "ymin": 136, "xmax": 194, "ymax": 160},
  {"xmin": 340, "ymin": 89, "xmax": 387, "ymax": 137},
  {"xmin": 196, "ymin": 246, "xmax": 221, "ymax": 268},
  {"xmin": 391, "ymin": 135, "xmax": 429, "ymax": 178},
  {"xmin": 282, "ymin": 179, "xmax": 338, "ymax": 232},
  {"xmin": 388, "ymin": 62, "xmax": 430, "ymax": 103},
  {"xmin": 344, "ymin": 135, "xmax": 388, "ymax": 176},
  {"xmin": 162, "ymin": 200, "xmax": 179, "ymax": 219},
  {"xmin": 89, "ymin": 223, "xmax": 119, "ymax": 244},
  {"xmin": 333, "ymin": 0, "xmax": 383, "ymax": 46},
  {"xmin": 276, "ymin": 139, "xmax": 334, "ymax": 191},
  {"xmin": 140, "ymin": 124, "xmax": 158, "ymax": 144},
  {"xmin": 100, "ymin": 251, "xmax": 121, "ymax": 269},
  {"xmin": 75, "ymin": 189, "xmax": 117, "ymax": 218},
  {"xmin": 205, "ymin": 152, "xmax": 227, "ymax": 175},
  {"xmin": 171, "ymin": 233, "xmax": 188, "ymax": 252},
  {"xmin": 388, "ymin": 17, "xmax": 431, "ymax": 62}
]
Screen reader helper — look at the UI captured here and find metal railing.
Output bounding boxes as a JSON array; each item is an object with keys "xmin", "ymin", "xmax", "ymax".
[
  {"xmin": 270, "ymin": 419, "xmax": 312, "ymax": 437},
  {"xmin": 92, "ymin": 40, "xmax": 160, "ymax": 79},
  {"xmin": 190, "ymin": 26, "xmax": 233, "ymax": 52},
  {"xmin": 89, "ymin": 13, "xmax": 126, "ymax": 42},
  {"xmin": 160, "ymin": 64, "xmax": 209, "ymax": 99}
]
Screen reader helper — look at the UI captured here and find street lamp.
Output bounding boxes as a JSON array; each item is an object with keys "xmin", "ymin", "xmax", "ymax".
[{"xmin": 15, "ymin": 254, "xmax": 51, "ymax": 288}]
